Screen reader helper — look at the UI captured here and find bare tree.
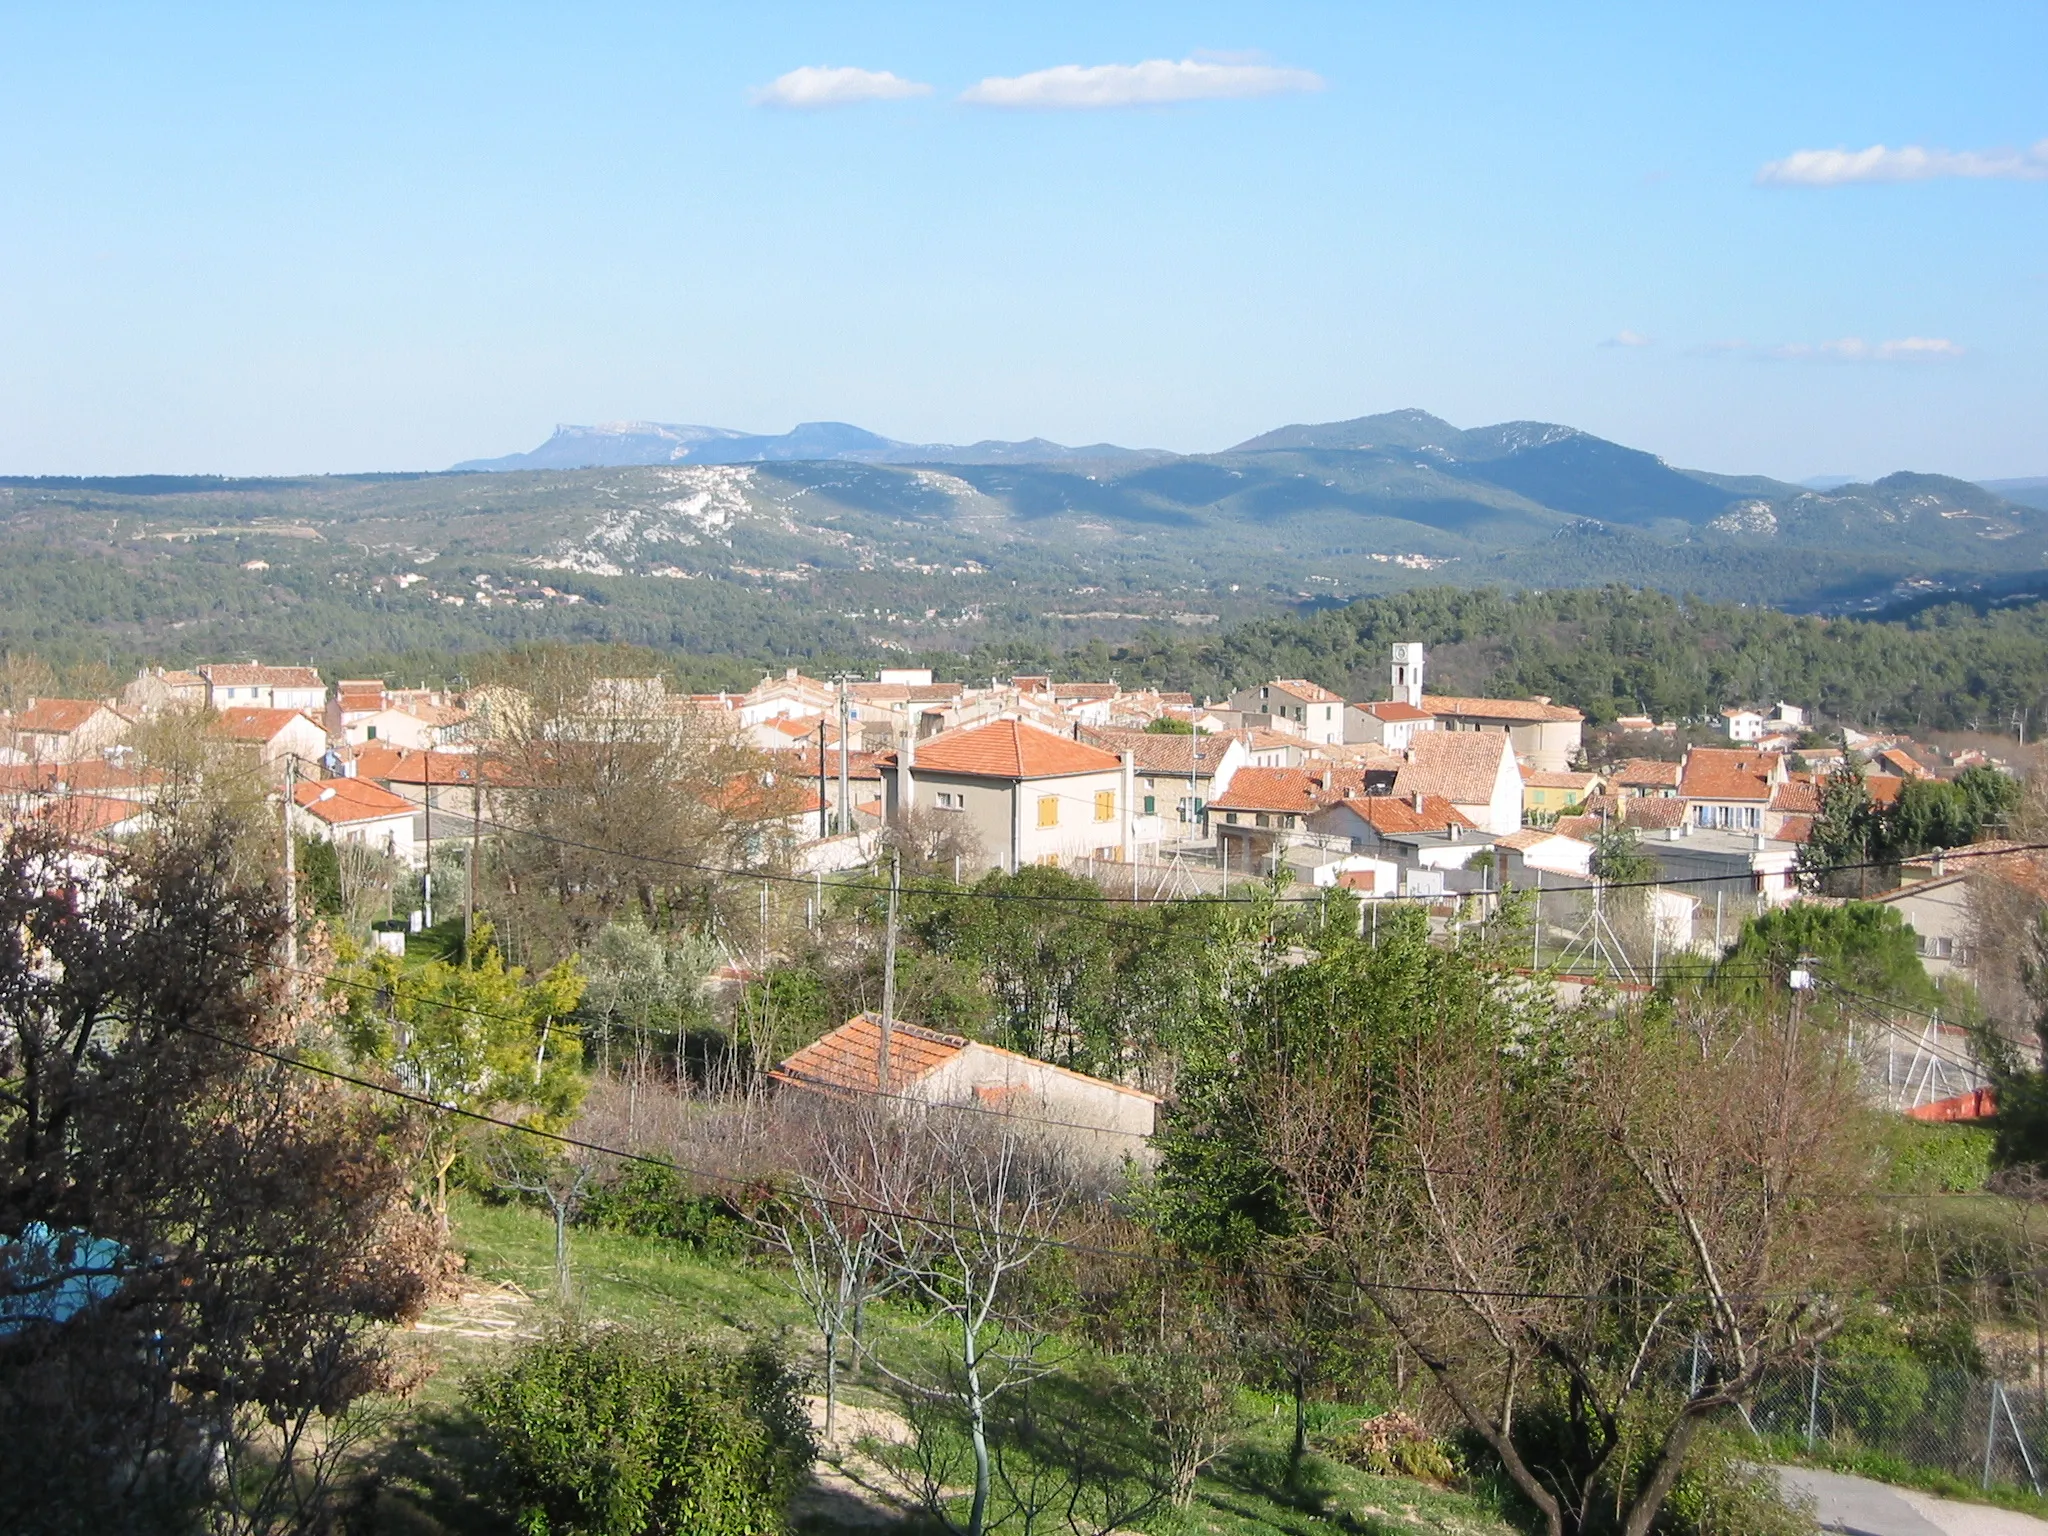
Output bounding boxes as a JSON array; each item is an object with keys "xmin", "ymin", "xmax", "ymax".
[
  {"xmin": 753, "ymin": 1098, "xmax": 898, "ymax": 1446},
  {"xmin": 882, "ymin": 804, "xmax": 986, "ymax": 881},
  {"xmin": 827, "ymin": 1112, "xmax": 1079, "ymax": 1536},
  {"xmin": 476, "ymin": 649, "xmax": 800, "ymax": 960},
  {"xmin": 1258, "ymin": 991, "xmax": 1876, "ymax": 1536},
  {"xmin": 483, "ymin": 1132, "xmax": 604, "ymax": 1303}
]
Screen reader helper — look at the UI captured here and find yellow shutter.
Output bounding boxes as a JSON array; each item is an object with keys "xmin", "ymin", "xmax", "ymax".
[
  {"xmin": 1037, "ymin": 795, "xmax": 1058, "ymax": 827},
  {"xmin": 1094, "ymin": 789, "xmax": 1114, "ymax": 821}
]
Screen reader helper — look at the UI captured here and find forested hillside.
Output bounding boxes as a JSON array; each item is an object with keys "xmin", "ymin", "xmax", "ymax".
[{"xmin": 1050, "ymin": 586, "xmax": 2048, "ymax": 732}]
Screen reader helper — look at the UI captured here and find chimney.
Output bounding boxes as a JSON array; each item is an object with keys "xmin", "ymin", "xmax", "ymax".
[
  {"xmin": 1448, "ymin": 822, "xmax": 1461, "ymax": 841},
  {"xmin": 1933, "ymin": 849, "xmax": 1947, "ymax": 877},
  {"xmin": 1412, "ymin": 791, "xmax": 1426, "ymax": 813}
]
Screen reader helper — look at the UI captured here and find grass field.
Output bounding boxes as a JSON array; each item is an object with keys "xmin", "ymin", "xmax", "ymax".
[{"xmin": 359, "ymin": 1194, "xmax": 1525, "ymax": 1535}]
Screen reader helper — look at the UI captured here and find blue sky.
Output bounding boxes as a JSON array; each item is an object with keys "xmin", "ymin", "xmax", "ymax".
[{"xmin": 0, "ymin": 3, "xmax": 2042, "ymax": 479}]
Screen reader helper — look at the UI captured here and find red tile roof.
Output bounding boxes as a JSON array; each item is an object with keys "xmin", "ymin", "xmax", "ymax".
[
  {"xmin": 1521, "ymin": 770, "xmax": 1600, "ymax": 790},
  {"xmin": 771, "ymin": 1014, "xmax": 966, "ymax": 1094},
  {"xmin": 294, "ymin": 777, "xmax": 416, "ymax": 826},
  {"xmin": 353, "ymin": 745, "xmax": 484, "ymax": 785},
  {"xmin": 1358, "ymin": 700, "xmax": 1433, "ymax": 722},
  {"xmin": 1613, "ymin": 758, "xmax": 1681, "ymax": 791},
  {"xmin": 28, "ymin": 794, "xmax": 149, "ymax": 837},
  {"xmin": 1210, "ymin": 766, "xmax": 1372, "ymax": 815},
  {"xmin": 1393, "ymin": 731, "xmax": 1513, "ymax": 806},
  {"xmin": 1339, "ymin": 793, "xmax": 1476, "ymax": 834},
  {"xmin": 907, "ymin": 719, "xmax": 1123, "ymax": 781},
  {"xmin": 214, "ymin": 707, "xmax": 322, "ymax": 743},
  {"xmin": 1076, "ymin": 726, "xmax": 1240, "ymax": 776},
  {"xmin": 1679, "ymin": 748, "xmax": 1782, "ymax": 802},
  {"xmin": 200, "ymin": 664, "xmax": 322, "ymax": 689},
  {"xmin": 4, "ymin": 698, "xmax": 114, "ymax": 734},
  {"xmin": 1267, "ymin": 679, "xmax": 1344, "ymax": 704},
  {"xmin": 1422, "ymin": 694, "xmax": 1583, "ymax": 723}
]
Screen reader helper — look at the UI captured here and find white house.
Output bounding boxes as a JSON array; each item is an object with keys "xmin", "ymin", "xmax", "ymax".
[
  {"xmin": 291, "ymin": 777, "xmax": 418, "ymax": 864},
  {"xmin": 883, "ymin": 718, "xmax": 1134, "ymax": 874},
  {"xmin": 1380, "ymin": 642, "xmax": 1586, "ymax": 772},
  {"xmin": 213, "ymin": 708, "xmax": 329, "ymax": 771},
  {"xmin": 198, "ymin": 663, "xmax": 327, "ymax": 714},
  {"xmin": 0, "ymin": 699, "xmax": 132, "ymax": 765},
  {"xmin": 1344, "ymin": 699, "xmax": 1438, "ymax": 752},
  {"xmin": 1225, "ymin": 680, "xmax": 1346, "ymax": 746},
  {"xmin": 772, "ymin": 1013, "xmax": 1159, "ymax": 1165},
  {"xmin": 1721, "ymin": 707, "xmax": 1766, "ymax": 743},
  {"xmin": 1392, "ymin": 730, "xmax": 1524, "ymax": 836}
]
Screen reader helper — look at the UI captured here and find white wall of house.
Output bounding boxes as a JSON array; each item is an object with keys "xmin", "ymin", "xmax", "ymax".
[
  {"xmin": 890, "ymin": 765, "xmax": 1133, "ymax": 874},
  {"xmin": 292, "ymin": 808, "xmax": 416, "ymax": 864},
  {"xmin": 1226, "ymin": 685, "xmax": 1344, "ymax": 745},
  {"xmin": 916, "ymin": 1043, "xmax": 1158, "ymax": 1163}
]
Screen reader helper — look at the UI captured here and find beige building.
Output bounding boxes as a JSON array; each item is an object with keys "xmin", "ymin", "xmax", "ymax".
[
  {"xmin": 1225, "ymin": 679, "xmax": 1346, "ymax": 745},
  {"xmin": 772, "ymin": 1013, "xmax": 1159, "ymax": 1165},
  {"xmin": 1, "ymin": 698, "xmax": 132, "ymax": 764},
  {"xmin": 1377, "ymin": 641, "xmax": 1585, "ymax": 771},
  {"xmin": 198, "ymin": 663, "xmax": 327, "ymax": 714},
  {"xmin": 884, "ymin": 718, "xmax": 1133, "ymax": 874}
]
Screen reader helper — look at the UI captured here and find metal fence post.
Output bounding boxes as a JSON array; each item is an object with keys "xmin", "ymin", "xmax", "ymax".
[
  {"xmin": 1985, "ymin": 1381, "xmax": 2003, "ymax": 1491},
  {"xmin": 1689, "ymin": 1333, "xmax": 1703, "ymax": 1399},
  {"xmin": 1806, "ymin": 1351, "xmax": 1822, "ymax": 1451}
]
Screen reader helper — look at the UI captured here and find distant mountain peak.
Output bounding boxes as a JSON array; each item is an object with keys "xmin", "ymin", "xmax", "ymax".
[{"xmin": 453, "ymin": 420, "xmax": 1165, "ymax": 472}]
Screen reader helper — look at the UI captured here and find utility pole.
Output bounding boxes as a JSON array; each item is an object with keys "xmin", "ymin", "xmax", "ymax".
[
  {"xmin": 282, "ymin": 753, "xmax": 297, "ymax": 971},
  {"xmin": 421, "ymin": 749, "xmax": 433, "ymax": 928},
  {"xmin": 836, "ymin": 677, "xmax": 852, "ymax": 835},
  {"xmin": 465, "ymin": 759, "xmax": 481, "ymax": 966},
  {"xmin": 879, "ymin": 853, "xmax": 899, "ymax": 1094},
  {"xmin": 816, "ymin": 717, "xmax": 828, "ymax": 839}
]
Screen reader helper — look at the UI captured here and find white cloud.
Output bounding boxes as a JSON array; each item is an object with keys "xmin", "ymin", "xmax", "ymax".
[
  {"xmin": 1757, "ymin": 139, "xmax": 2048, "ymax": 186},
  {"xmin": 751, "ymin": 66, "xmax": 933, "ymax": 109},
  {"xmin": 1704, "ymin": 336, "xmax": 1966, "ymax": 362},
  {"xmin": 960, "ymin": 57, "xmax": 1323, "ymax": 109},
  {"xmin": 1601, "ymin": 330, "xmax": 1655, "ymax": 348}
]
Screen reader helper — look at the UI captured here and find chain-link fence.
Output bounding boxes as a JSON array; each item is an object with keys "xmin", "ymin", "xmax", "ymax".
[{"xmin": 1739, "ymin": 1349, "xmax": 2045, "ymax": 1495}]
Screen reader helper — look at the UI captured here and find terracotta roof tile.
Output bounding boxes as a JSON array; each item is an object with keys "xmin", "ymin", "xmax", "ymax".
[
  {"xmin": 908, "ymin": 719, "xmax": 1123, "ymax": 780},
  {"xmin": 294, "ymin": 777, "xmax": 416, "ymax": 825},
  {"xmin": 1211, "ymin": 766, "xmax": 1372, "ymax": 815},
  {"xmin": 1075, "ymin": 726, "xmax": 1239, "ymax": 775},
  {"xmin": 771, "ymin": 1014, "xmax": 966, "ymax": 1094},
  {"xmin": 1422, "ymin": 694, "xmax": 1583, "ymax": 723},
  {"xmin": 4, "ymin": 698, "xmax": 114, "ymax": 734},
  {"xmin": 1679, "ymin": 748, "xmax": 1782, "ymax": 802},
  {"xmin": 214, "ymin": 707, "xmax": 322, "ymax": 743},
  {"xmin": 1359, "ymin": 700, "xmax": 1433, "ymax": 722},
  {"xmin": 1267, "ymin": 679, "xmax": 1344, "ymax": 704},
  {"xmin": 1337, "ymin": 793, "xmax": 1475, "ymax": 834},
  {"xmin": 1393, "ymin": 731, "xmax": 1513, "ymax": 806},
  {"xmin": 1613, "ymin": 758, "xmax": 1681, "ymax": 790},
  {"xmin": 200, "ymin": 664, "xmax": 323, "ymax": 689},
  {"xmin": 1521, "ymin": 770, "xmax": 1600, "ymax": 790}
]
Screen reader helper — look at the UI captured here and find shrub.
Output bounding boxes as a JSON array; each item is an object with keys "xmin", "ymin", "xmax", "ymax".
[
  {"xmin": 1329, "ymin": 1410, "xmax": 1459, "ymax": 1485},
  {"xmin": 467, "ymin": 1324, "xmax": 814, "ymax": 1536},
  {"xmin": 576, "ymin": 1162, "xmax": 748, "ymax": 1257},
  {"xmin": 1882, "ymin": 1120, "xmax": 1993, "ymax": 1194}
]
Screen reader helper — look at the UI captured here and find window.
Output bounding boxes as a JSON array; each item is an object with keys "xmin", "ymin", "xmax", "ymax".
[
  {"xmin": 1094, "ymin": 790, "xmax": 1115, "ymax": 822},
  {"xmin": 366, "ymin": 725, "xmax": 378, "ymax": 740},
  {"xmin": 1037, "ymin": 795, "xmax": 1059, "ymax": 828},
  {"xmin": 1143, "ymin": 794, "xmax": 1156, "ymax": 815},
  {"xmin": 935, "ymin": 790, "xmax": 961, "ymax": 810},
  {"xmin": 1226, "ymin": 812, "xmax": 1240, "ymax": 825}
]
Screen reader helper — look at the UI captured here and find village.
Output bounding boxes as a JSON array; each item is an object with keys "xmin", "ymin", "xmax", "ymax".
[{"xmin": 0, "ymin": 642, "xmax": 2012, "ymax": 1117}]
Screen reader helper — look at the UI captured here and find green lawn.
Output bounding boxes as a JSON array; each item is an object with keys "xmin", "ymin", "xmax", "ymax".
[{"xmin": 358, "ymin": 1194, "xmax": 1527, "ymax": 1535}]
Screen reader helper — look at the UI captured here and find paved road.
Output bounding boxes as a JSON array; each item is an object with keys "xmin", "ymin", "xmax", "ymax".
[{"xmin": 1778, "ymin": 1467, "xmax": 2048, "ymax": 1536}]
